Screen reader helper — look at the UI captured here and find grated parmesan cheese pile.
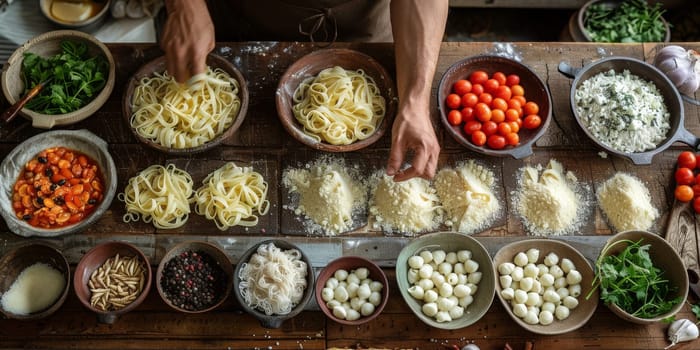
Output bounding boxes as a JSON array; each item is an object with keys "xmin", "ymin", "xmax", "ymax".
[
  {"xmin": 282, "ymin": 157, "xmax": 367, "ymax": 235},
  {"xmin": 369, "ymin": 173, "xmax": 441, "ymax": 235},
  {"xmin": 435, "ymin": 160, "xmax": 501, "ymax": 234},
  {"xmin": 514, "ymin": 160, "xmax": 590, "ymax": 236},
  {"xmin": 597, "ymin": 173, "xmax": 659, "ymax": 232}
]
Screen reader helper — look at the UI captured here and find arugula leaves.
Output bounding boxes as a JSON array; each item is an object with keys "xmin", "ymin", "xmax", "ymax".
[
  {"xmin": 21, "ymin": 40, "xmax": 109, "ymax": 115},
  {"xmin": 583, "ymin": 0, "xmax": 667, "ymax": 43},
  {"xmin": 588, "ymin": 239, "xmax": 683, "ymax": 319}
]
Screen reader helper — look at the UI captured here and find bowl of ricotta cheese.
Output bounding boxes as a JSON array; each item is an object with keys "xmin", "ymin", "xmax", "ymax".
[{"xmin": 558, "ymin": 56, "xmax": 696, "ymax": 165}]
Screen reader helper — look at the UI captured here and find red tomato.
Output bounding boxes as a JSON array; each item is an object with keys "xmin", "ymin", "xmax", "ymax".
[
  {"xmin": 469, "ymin": 70, "xmax": 489, "ymax": 85},
  {"xmin": 491, "ymin": 109, "xmax": 505, "ymax": 123},
  {"xmin": 493, "ymin": 72, "xmax": 507, "ymax": 86},
  {"xmin": 492, "ymin": 98, "xmax": 508, "ymax": 112},
  {"xmin": 494, "ymin": 85, "xmax": 512, "ymax": 101},
  {"xmin": 448, "ymin": 110, "xmax": 462, "ymax": 125},
  {"xmin": 692, "ymin": 184, "xmax": 700, "ymax": 197},
  {"xmin": 461, "ymin": 93, "xmax": 479, "ymax": 108},
  {"xmin": 694, "ymin": 196, "xmax": 700, "ymax": 214},
  {"xmin": 446, "ymin": 94, "xmax": 461, "ymax": 109},
  {"xmin": 471, "ymin": 83, "xmax": 484, "ymax": 96},
  {"xmin": 511, "ymin": 84, "xmax": 525, "ymax": 96},
  {"xmin": 523, "ymin": 101, "xmax": 540, "ymax": 116},
  {"xmin": 487, "ymin": 134, "xmax": 507, "ymax": 149},
  {"xmin": 505, "ymin": 132, "xmax": 520, "ymax": 146},
  {"xmin": 479, "ymin": 93, "xmax": 493, "ymax": 105},
  {"xmin": 675, "ymin": 185, "xmax": 694, "ymax": 202},
  {"xmin": 507, "ymin": 98, "xmax": 521, "ymax": 110},
  {"xmin": 484, "ymin": 79, "xmax": 500, "ymax": 93},
  {"xmin": 505, "ymin": 109, "xmax": 520, "ymax": 122},
  {"xmin": 678, "ymin": 151, "xmax": 697, "ymax": 170},
  {"xmin": 506, "ymin": 74, "xmax": 520, "ymax": 87},
  {"xmin": 509, "ymin": 121, "xmax": 520, "ymax": 133},
  {"xmin": 461, "ymin": 107, "xmax": 474, "ymax": 121},
  {"xmin": 475, "ymin": 103, "xmax": 492, "ymax": 122},
  {"xmin": 453, "ymin": 79, "xmax": 472, "ymax": 96},
  {"xmin": 463, "ymin": 120, "xmax": 482, "ymax": 135},
  {"xmin": 675, "ymin": 167, "xmax": 695, "ymax": 186},
  {"xmin": 497, "ymin": 122, "xmax": 512, "ymax": 136},
  {"xmin": 523, "ymin": 115, "xmax": 542, "ymax": 129},
  {"xmin": 471, "ymin": 130, "xmax": 487, "ymax": 146},
  {"xmin": 482, "ymin": 121, "xmax": 498, "ymax": 136}
]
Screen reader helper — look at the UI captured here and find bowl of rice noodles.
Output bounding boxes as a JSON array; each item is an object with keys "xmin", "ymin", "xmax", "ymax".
[{"xmin": 233, "ymin": 239, "xmax": 315, "ymax": 328}]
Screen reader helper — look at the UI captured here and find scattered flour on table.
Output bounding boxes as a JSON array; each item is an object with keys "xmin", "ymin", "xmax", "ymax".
[
  {"xmin": 369, "ymin": 172, "xmax": 441, "ymax": 235},
  {"xmin": 513, "ymin": 159, "xmax": 591, "ymax": 236},
  {"xmin": 597, "ymin": 173, "xmax": 659, "ymax": 232},
  {"xmin": 435, "ymin": 160, "xmax": 501, "ymax": 234},
  {"xmin": 282, "ymin": 157, "xmax": 367, "ymax": 236}
]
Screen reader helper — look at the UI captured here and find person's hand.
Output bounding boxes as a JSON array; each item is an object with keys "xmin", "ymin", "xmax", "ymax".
[
  {"xmin": 161, "ymin": 0, "xmax": 215, "ymax": 83},
  {"xmin": 386, "ymin": 104, "xmax": 440, "ymax": 182}
]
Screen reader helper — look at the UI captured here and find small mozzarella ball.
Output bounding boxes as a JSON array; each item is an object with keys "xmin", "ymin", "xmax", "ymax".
[
  {"xmin": 346, "ymin": 308, "xmax": 361, "ymax": 321},
  {"xmin": 531, "ymin": 280, "xmax": 542, "ymax": 294},
  {"xmin": 498, "ymin": 262, "xmax": 515, "ymax": 275},
  {"xmin": 360, "ymin": 302, "xmax": 375, "ymax": 316},
  {"xmin": 327, "ymin": 300, "xmax": 341, "ymax": 309},
  {"xmin": 527, "ymin": 305, "xmax": 540, "ymax": 315},
  {"xmin": 512, "ymin": 303, "xmax": 528, "ymax": 318},
  {"xmin": 549, "ymin": 265, "xmax": 564, "ymax": 278},
  {"xmin": 554, "ymin": 277, "xmax": 568, "ymax": 289},
  {"xmin": 408, "ymin": 255, "xmax": 425, "ymax": 269},
  {"xmin": 424, "ymin": 289, "xmax": 439, "ymax": 303},
  {"xmin": 419, "ymin": 264, "xmax": 434, "ymax": 279},
  {"xmin": 354, "ymin": 267, "xmax": 370, "ymax": 280},
  {"xmin": 369, "ymin": 281, "xmax": 383, "ymax": 292},
  {"xmin": 459, "ymin": 295, "xmax": 473, "ymax": 308},
  {"xmin": 569, "ymin": 284, "xmax": 582, "ymax": 298},
  {"xmin": 454, "ymin": 284, "xmax": 471, "ymax": 298},
  {"xmin": 526, "ymin": 292, "xmax": 542, "ymax": 307},
  {"xmin": 338, "ymin": 281, "xmax": 347, "ymax": 289},
  {"xmin": 524, "ymin": 311, "xmax": 539, "ymax": 325},
  {"xmin": 540, "ymin": 273, "xmax": 555, "ymax": 287},
  {"xmin": 334, "ymin": 269, "xmax": 349, "ymax": 281},
  {"xmin": 422, "ymin": 302, "xmax": 438, "ymax": 317},
  {"xmin": 322, "ymin": 287, "xmax": 335, "ymax": 302},
  {"xmin": 539, "ymin": 310, "xmax": 554, "ymax": 325},
  {"xmin": 560, "ymin": 258, "xmax": 576, "ymax": 273},
  {"xmin": 524, "ymin": 263, "xmax": 539, "ymax": 278},
  {"xmin": 555, "ymin": 305, "xmax": 570, "ymax": 320},
  {"xmin": 526, "ymin": 248, "xmax": 540, "ymax": 264},
  {"xmin": 438, "ymin": 262, "xmax": 453, "ymax": 275},
  {"xmin": 407, "ymin": 269, "xmax": 419, "ymax": 284},
  {"xmin": 432, "ymin": 250, "xmax": 447, "ymax": 264},
  {"xmin": 563, "ymin": 295, "xmax": 579, "ymax": 309},
  {"xmin": 334, "ymin": 285, "xmax": 349, "ymax": 302},
  {"xmin": 514, "ymin": 289, "xmax": 528, "ymax": 304},
  {"xmin": 449, "ymin": 305, "xmax": 465, "ymax": 319},
  {"xmin": 347, "ymin": 282, "xmax": 359, "ymax": 298},
  {"xmin": 347, "ymin": 273, "xmax": 361, "ymax": 286},
  {"xmin": 457, "ymin": 250, "xmax": 472, "ymax": 262},
  {"xmin": 541, "ymin": 301, "xmax": 556, "ymax": 314},
  {"xmin": 467, "ymin": 271, "xmax": 483, "ymax": 285},
  {"xmin": 511, "ymin": 281, "xmax": 520, "ymax": 291},
  {"xmin": 466, "ymin": 283, "xmax": 478, "ymax": 295},
  {"xmin": 566, "ymin": 270, "xmax": 582, "ymax": 285},
  {"xmin": 543, "ymin": 290, "xmax": 561, "ymax": 303},
  {"xmin": 369, "ymin": 291, "xmax": 382, "ymax": 306},
  {"xmin": 361, "ymin": 278, "xmax": 372, "ymax": 286},
  {"xmin": 537, "ymin": 264, "xmax": 549, "ymax": 277},
  {"xmin": 453, "ymin": 262, "xmax": 466, "ymax": 275},
  {"xmin": 445, "ymin": 252, "xmax": 458, "ymax": 265},
  {"xmin": 499, "ymin": 275, "xmax": 513, "ymax": 289},
  {"xmin": 437, "ymin": 296, "xmax": 456, "ymax": 311},
  {"xmin": 435, "ymin": 311, "xmax": 452, "ymax": 323},
  {"xmin": 556, "ymin": 287, "xmax": 570, "ymax": 299},
  {"xmin": 501, "ymin": 287, "xmax": 515, "ymax": 300},
  {"xmin": 431, "ymin": 271, "xmax": 446, "ymax": 286},
  {"xmin": 418, "ymin": 278, "xmax": 434, "ymax": 292},
  {"xmin": 544, "ymin": 252, "xmax": 559, "ymax": 267},
  {"xmin": 464, "ymin": 259, "xmax": 479, "ymax": 274},
  {"xmin": 419, "ymin": 250, "xmax": 434, "ymax": 264},
  {"xmin": 326, "ymin": 277, "xmax": 339, "ymax": 289},
  {"xmin": 519, "ymin": 277, "xmax": 534, "ymax": 292},
  {"xmin": 544, "ymin": 286, "xmax": 555, "ymax": 294},
  {"xmin": 511, "ymin": 266, "xmax": 524, "ymax": 281},
  {"xmin": 333, "ymin": 305, "xmax": 347, "ymax": 319},
  {"xmin": 408, "ymin": 285, "xmax": 425, "ymax": 300},
  {"xmin": 357, "ymin": 283, "xmax": 372, "ymax": 300},
  {"xmin": 439, "ymin": 282, "xmax": 454, "ymax": 297},
  {"xmin": 446, "ymin": 273, "xmax": 459, "ymax": 286},
  {"xmin": 350, "ymin": 297, "xmax": 363, "ymax": 311},
  {"xmin": 457, "ymin": 274, "xmax": 468, "ymax": 286},
  {"xmin": 514, "ymin": 252, "xmax": 529, "ymax": 267}
]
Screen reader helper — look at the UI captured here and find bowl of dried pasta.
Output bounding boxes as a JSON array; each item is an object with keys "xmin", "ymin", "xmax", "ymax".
[
  {"xmin": 122, "ymin": 54, "xmax": 248, "ymax": 155},
  {"xmin": 276, "ymin": 48, "xmax": 396, "ymax": 152}
]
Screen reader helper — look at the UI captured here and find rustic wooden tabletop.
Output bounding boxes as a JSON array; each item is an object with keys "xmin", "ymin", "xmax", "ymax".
[{"xmin": 0, "ymin": 41, "xmax": 699, "ymax": 350}]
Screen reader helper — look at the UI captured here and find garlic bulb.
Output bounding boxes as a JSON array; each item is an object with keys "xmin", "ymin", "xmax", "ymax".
[
  {"xmin": 654, "ymin": 45, "xmax": 700, "ymax": 96},
  {"xmin": 665, "ymin": 318, "xmax": 699, "ymax": 349}
]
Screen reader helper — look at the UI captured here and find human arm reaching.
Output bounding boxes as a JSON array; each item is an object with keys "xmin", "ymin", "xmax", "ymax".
[
  {"xmin": 386, "ymin": 0, "xmax": 448, "ymax": 181},
  {"xmin": 161, "ymin": 0, "xmax": 215, "ymax": 83}
]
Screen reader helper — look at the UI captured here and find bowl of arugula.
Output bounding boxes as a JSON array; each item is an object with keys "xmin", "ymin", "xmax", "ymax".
[{"xmin": 1, "ymin": 30, "xmax": 115, "ymax": 129}]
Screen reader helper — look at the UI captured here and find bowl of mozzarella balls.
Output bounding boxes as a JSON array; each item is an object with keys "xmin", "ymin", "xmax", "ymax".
[
  {"xmin": 315, "ymin": 256, "xmax": 389, "ymax": 325},
  {"xmin": 492, "ymin": 239, "xmax": 599, "ymax": 335},
  {"xmin": 396, "ymin": 232, "xmax": 495, "ymax": 330}
]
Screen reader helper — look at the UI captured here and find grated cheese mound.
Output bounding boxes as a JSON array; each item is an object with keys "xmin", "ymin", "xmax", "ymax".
[
  {"xmin": 514, "ymin": 160, "xmax": 589, "ymax": 236},
  {"xmin": 282, "ymin": 157, "xmax": 367, "ymax": 236},
  {"xmin": 597, "ymin": 173, "xmax": 659, "ymax": 232},
  {"xmin": 435, "ymin": 160, "xmax": 501, "ymax": 234},
  {"xmin": 369, "ymin": 173, "xmax": 441, "ymax": 235}
]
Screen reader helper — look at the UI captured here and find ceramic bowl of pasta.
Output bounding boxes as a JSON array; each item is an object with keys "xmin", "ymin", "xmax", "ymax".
[
  {"xmin": 437, "ymin": 55, "xmax": 552, "ymax": 159},
  {"xmin": 122, "ymin": 54, "xmax": 249, "ymax": 155},
  {"xmin": 1, "ymin": 30, "xmax": 115, "ymax": 129},
  {"xmin": 492, "ymin": 239, "xmax": 598, "ymax": 335},
  {"xmin": 276, "ymin": 48, "xmax": 396, "ymax": 152},
  {"xmin": 0, "ymin": 129, "xmax": 118, "ymax": 237},
  {"xmin": 315, "ymin": 256, "xmax": 389, "ymax": 325},
  {"xmin": 233, "ymin": 239, "xmax": 315, "ymax": 329},
  {"xmin": 395, "ymin": 232, "xmax": 495, "ymax": 330},
  {"xmin": 156, "ymin": 241, "xmax": 234, "ymax": 313},
  {"xmin": 0, "ymin": 242, "xmax": 70, "ymax": 320}
]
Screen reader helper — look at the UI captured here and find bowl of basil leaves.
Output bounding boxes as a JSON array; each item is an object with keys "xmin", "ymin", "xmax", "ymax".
[{"xmin": 1, "ymin": 30, "xmax": 115, "ymax": 129}]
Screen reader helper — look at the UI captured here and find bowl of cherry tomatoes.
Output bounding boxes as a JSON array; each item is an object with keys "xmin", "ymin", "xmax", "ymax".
[
  {"xmin": 438, "ymin": 55, "xmax": 552, "ymax": 158},
  {"xmin": 673, "ymin": 151, "xmax": 700, "ymax": 212}
]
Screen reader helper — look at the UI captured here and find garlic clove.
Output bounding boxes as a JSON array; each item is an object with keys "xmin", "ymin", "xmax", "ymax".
[{"xmin": 665, "ymin": 318, "xmax": 699, "ymax": 349}]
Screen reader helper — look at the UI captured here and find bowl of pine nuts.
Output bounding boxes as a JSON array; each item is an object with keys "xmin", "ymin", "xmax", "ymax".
[{"xmin": 73, "ymin": 241, "xmax": 151, "ymax": 324}]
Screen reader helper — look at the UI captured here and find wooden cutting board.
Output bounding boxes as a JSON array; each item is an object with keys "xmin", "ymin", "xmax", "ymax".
[{"xmin": 665, "ymin": 200, "xmax": 700, "ymax": 296}]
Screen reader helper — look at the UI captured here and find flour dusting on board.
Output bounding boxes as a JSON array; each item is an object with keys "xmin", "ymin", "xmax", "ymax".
[{"xmin": 490, "ymin": 43, "xmax": 522, "ymax": 62}]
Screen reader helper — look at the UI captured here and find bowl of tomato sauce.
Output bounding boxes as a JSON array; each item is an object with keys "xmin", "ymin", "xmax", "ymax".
[
  {"xmin": 438, "ymin": 55, "xmax": 552, "ymax": 159},
  {"xmin": 0, "ymin": 129, "xmax": 117, "ymax": 237}
]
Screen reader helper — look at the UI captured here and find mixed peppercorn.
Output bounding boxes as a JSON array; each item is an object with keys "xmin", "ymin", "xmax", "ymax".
[{"xmin": 160, "ymin": 250, "xmax": 227, "ymax": 311}]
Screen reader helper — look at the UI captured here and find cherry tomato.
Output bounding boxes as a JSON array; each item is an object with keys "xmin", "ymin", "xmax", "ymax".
[
  {"xmin": 461, "ymin": 107, "xmax": 474, "ymax": 121},
  {"xmin": 675, "ymin": 185, "xmax": 694, "ymax": 202},
  {"xmin": 487, "ymin": 134, "xmax": 507, "ymax": 149},
  {"xmin": 448, "ymin": 110, "xmax": 462, "ymax": 125},
  {"xmin": 494, "ymin": 85, "xmax": 512, "ymax": 101},
  {"xmin": 461, "ymin": 93, "xmax": 479, "ymax": 108},
  {"xmin": 478, "ymin": 92, "xmax": 493, "ymax": 105},
  {"xmin": 492, "ymin": 98, "xmax": 508, "ymax": 112},
  {"xmin": 523, "ymin": 115, "xmax": 542, "ymax": 129},
  {"xmin": 694, "ymin": 196, "xmax": 700, "ymax": 214},
  {"xmin": 505, "ymin": 108, "xmax": 520, "ymax": 122},
  {"xmin": 482, "ymin": 121, "xmax": 498, "ymax": 136},
  {"xmin": 692, "ymin": 184, "xmax": 700, "ymax": 198},
  {"xmin": 469, "ymin": 70, "xmax": 489, "ymax": 85},
  {"xmin": 491, "ymin": 109, "xmax": 505, "ymax": 123},
  {"xmin": 678, "ymin": 151, "xmax": 697, "ymax": 170},
  {"xmin": 463, "ymin": 120, "xmax": 482, "ymax": 135},
  {"xmin": 507, "ymin": 98, "xmax": 521, "ymax": 110},
  {"xmin": 512, "ymin": 95, "xmax": 527, "ymax": 107},
  {"xmin": 508, "ymin": 121, "xmax": 520, "ymax": 133},
  {"xmin": 497, "ymin": 122, "xmax": 512, "ymax": 136},
  {"xmin": 471, "ymin": 83, "xmax": 484, "ymax": 96},
  {"xmin": 506, "ymin": 74, "xmax": 520, "ymax": 87},
  {"xmin": 493, "ymin": 72, "xmax": 507, "ymax": 86},
  {"xmin": 511, "ymin": 84, "xmax": 525, "ymax": 96},
  {"xmin": 471, "ymin": 130, "xmax": 487, "ymax": 146},
  {"xmin": 484, "ymin": 79, "xmax": 500, "ymax": 93},
  {"xmin": 523, "ymin": 101, "xmax": 540, "ymax": 116},
  {"xmin": 675, "ymin": 167, "xmax": 695, "ymax": 186},
  {"xmin": 475, "ymin": 103, "xmax": 492, "ymax": 122},
  {"xmin": 505, "ymin": 132, "xmax": 520, "ymax": 146},
  {"xmin": 453, "ymin": 79, "xmax": 472, "ymax": 96},
  {"xmin": 446, "ymin": 94, "xmax": 461, "ymax": 109}
]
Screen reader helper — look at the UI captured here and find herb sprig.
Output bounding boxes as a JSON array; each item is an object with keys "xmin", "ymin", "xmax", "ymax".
[
  {"xmin": 21, "ymin": 40, "xmax": 109, "ymax": 115},
  {"xmin": 583, "ymin": 0, "xmax": 667, "ymax": 43},
  {"xmin": 588, "ymin": 238, "xmax": 682, "ymax": 319}
]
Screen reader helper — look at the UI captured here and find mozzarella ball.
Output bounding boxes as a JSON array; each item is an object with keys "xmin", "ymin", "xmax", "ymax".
[
  {"xmin": 334, "ymin": 269, "xmax": 349, "ymax": 281},
  {"xmin": 457, "ymin": 273, "xmax": 468, "ymax": 285},
  {"xmin": 333, "ymin": 305, "xmax": 347, "ymax": 319},
  {"xmin": 560, "ymin": 258, "xmax": 575, "ymax": 273},
  {"xmin": 437, "ymin": 296, "xmax": 457, "ymax": 311},
  {"xmin": 566, "ymin": 270, "xmax": 582, "ymax": 285},
  {"xmin": 407, "ymin": 269, "xmax": 419, "ymax": 284},
  {"xmin": 514, "ymin": 289, "xmax": 528, "ymax": 304},
  {"xmin": 498, "ymin": 262, "xmax": 516, "ymax": 275},
  {"xmin": 543, "ymin": 290, "xmax": 561, "ymax": 303},
  {"xmin": 436, "ymin": 311, "xmax": 452, "ymax": 323},
  {"xmin": 556, "ymin": 287, "xmax": 570, "ymax": 299},
  {"xmin": 526, "ymin": 292, "xmax": 542, "ymax": 307},
  {"xmin": 424, "ymin": 289, "xmax": 439, "ymax": 303},
  {"xmin": 360, "ymin": 302, "xmax": 375, "ymax": 316},
  {"xmin": 322, "ymin": 287, "xmax": 335, "ymax": 302},
  {"xmin": 419, "ymin": 264, "xmax": 433, "ymax": 279},
  {"xmin": 554, "ymin": 276, "xmax": 568, "ymax": 289},
  {"xmin": 512, "ymin": 303, "xmax": 528, "ymax": 318},
  {"xmin": 466, "ymin": 283, "xmax": 478, "ymax": 295},
  {"xmin": 519, "ymin": 277, "xmax": 534, "ymax": 292},
  {"xmin": 357, "ymin": 283, "xmax": 372, "ymax": 300},
  {"xmin": 327, "ymin": 300, "xmax": 341, "ymax": 309},
  {"xmin": 419, "ymin": 250, "xmax": 434, "ymax": 264},
  {"xmin": 347, "ymin": 273, "xmax": 361, "ymax": 286},
  {"xmin": 431, "ymin": 271, "xmax": 446, "ymax": 286},
  {"xmin": 540, "ymin": 273, "xmax": 555, "ymax": 287},
  {"xmin": 464, "ymin": 259, "xmax": 479, "ymax": 274},
  {"xmin": 418, "ymin": 278, "xmax": 434, "ymax": 291},
  {"xmin": 432, "ymin": 250, "xmax": 446, "ymax": 264},
  {"xmin": 500, "ymin": 275, "xmax": 513, "ymax": 289},
  {"xmin": 555, "ymin": 305, "xmax": 570, "ymax": 320},
  {"xmin": 350, "ymin": 297, "xmax": 363, "ymax": 311},
  {"xmin": 568, "ymin": 284, "xmax": 582, "ymax": 298},
  {"xmin": 454, "ymin": 262, "xmax": 466, "ymax": 275},
  {"xmin": 457, "ymin": 250, "xmax": 472, "ymax": 262},
  {"xmin": 346, "ymin": 308, "xmax": 361, "ymax": 321},
  {"xmin": 524, "ymin": 263, "xmax": 539, "ymax": 278},
  {"xmin": 454, "ymin": 284, "xmax": 472, "ymax": 298},
  {"xmin": 334, "ymin": 286, "xmax": 349, "ymax": 302},
  {"xmin": 537, "ymin": 264, "xmax": 549, "ymax": 277},
  {"xmin": 438, "ymin": 262, "xmax": 453, "ymax": 275},
  {"xmin": 541, "ymin": 301, "xmax": 556, "ymax": 314},
  {"xmin": 408, "ymin": 285, "xmax": 425, "ymax": 300},
  {"xmin": 531, "ymin": 280, "xmax": 542, "ymax": 294},
  {"xmin": 524, "ymin": 311, "xmax": 539, "ymax": 325},
  {"xmin": 467, "ymin": 271, "xmax": 483, "ymax": 285},
  {"xmin": 563, "ymin": 296, "xmax": 579, "ymax": 309},
  {"xmin": 355, "ymin": 267, "xmax": 370, "ymax": 280},
  {"xmin": 369, "ymin": 291, "xmax": 382, "ymax": 306},
  {"xmin": 526, "ymin": 248, "xmax": 540, "ymax": 264},
  {"xmin": 439, "ymin": 282, "xmax": 454, "ymax": 297},
  {"xmin": 459, "ymin": 295, "xmax": 474, "ymax": 308},
  {"xmin": 501, "ymin": 287, "xmax": 515, "ymax": 300},
  {"xmin": 369, "ymin": 281, "xmax": 383, "ymax": 292},
  {"xmin": 346, "ymin": 282, "xmax": 359, "ymax": 298},
  {"xmin": 446, "ymin": 272, "xmax": 459, "ymax": 286},
  {"xmin": 422, "ymin": 302, "xmax": 438, "ymax": 317},
  {"xmin": 514, "ymin": 252, "xmax": 529, "ymax": 267},
  {"xmin": 449, "ymin": 305, "xmax": 465, "ymax": 319},
  {"xmin": 445, "ymin": 252, "xmax": 458, "ymax": 265},
  {"xmin": 544, "ymin": 252, "xmax": 559, "ymax": 267},
  {"xmin": 326, "ymin": 277, "xmax": 339, "ymax": 289},
  {"xmin": 549, "ymin": 265, "xmax": 564, "ymax": 278},
  {"xmin": 539, "ymin": 310, "xmax": 554, "ymax": 325},
  {"xmin": 511, "ymin": 266, "xmax": 524, "ymax": 281}
]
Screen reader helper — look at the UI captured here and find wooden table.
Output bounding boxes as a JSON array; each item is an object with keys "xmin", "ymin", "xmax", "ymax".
[{"xmin": 1, "ymin": 41, "xmax": 699, "ymax": 350}]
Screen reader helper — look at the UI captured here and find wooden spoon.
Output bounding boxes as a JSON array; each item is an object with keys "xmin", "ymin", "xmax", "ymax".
[{"xmin": 1, "ymin": 81, "xmax": 47, "ymax": 123}]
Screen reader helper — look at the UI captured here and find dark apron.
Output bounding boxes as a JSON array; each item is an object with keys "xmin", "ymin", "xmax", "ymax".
[{"xmin": 206, "ymin": 0, "xmax": 392, "ymax": 42}]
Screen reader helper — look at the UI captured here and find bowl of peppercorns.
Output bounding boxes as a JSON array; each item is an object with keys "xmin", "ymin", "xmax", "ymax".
[{"xmin": 156, "ymin": 241, "xmax": 233, "ymax": 313}]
